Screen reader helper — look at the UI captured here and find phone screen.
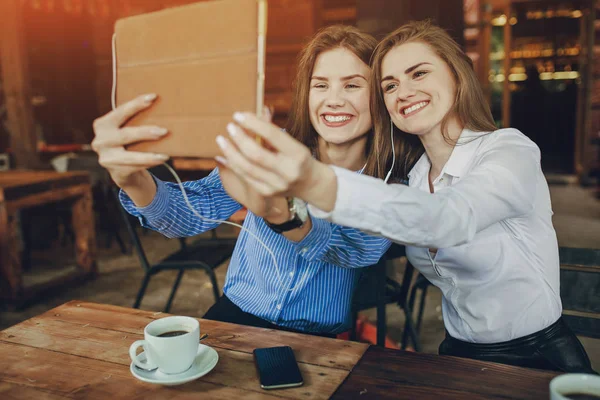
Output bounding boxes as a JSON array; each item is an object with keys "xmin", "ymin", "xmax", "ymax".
[{"xmin": 253, "ymin": 346, "xmax": 304, "ymax": 389}]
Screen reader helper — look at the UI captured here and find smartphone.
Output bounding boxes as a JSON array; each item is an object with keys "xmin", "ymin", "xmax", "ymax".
[{"xmin": 253, "ymin": 346, "xmax": 304, "ymax": 390}]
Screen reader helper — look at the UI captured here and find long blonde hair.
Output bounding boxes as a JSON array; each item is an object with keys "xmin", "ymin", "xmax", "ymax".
[
  {"xmin": 286, "ymin": 25, "xmax": 378, "ymax": 170},
  {"xmin": 364, "ymin": 20, "xmax": 497, "ymax": 181}
]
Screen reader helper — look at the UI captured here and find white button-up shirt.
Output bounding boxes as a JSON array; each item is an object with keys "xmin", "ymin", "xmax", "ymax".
[{"xmin": 310, "ymin": 128, "xmax": 562, "ymax": 343}]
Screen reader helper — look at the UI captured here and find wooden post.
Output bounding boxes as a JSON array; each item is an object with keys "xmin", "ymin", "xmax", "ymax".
[
  {"xmin": 0, "ymin": 201, "xmax": 22, "ymax": 302},
  {"xmin": 0, "ymin": 1, "xmax": 40, "ymax": 169},
  {"xmin": 71, "ymin": 187, "xmax": 98, "ymax": 277}
]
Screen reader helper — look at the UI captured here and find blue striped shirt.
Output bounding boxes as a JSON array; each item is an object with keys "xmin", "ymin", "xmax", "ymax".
[{"xmin": 120, "ymin": 168, "xmax": 391, "ymax": 334}]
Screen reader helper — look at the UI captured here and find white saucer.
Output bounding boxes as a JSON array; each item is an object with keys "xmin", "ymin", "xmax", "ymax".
[{"xmin": 130, "ymin": 344, "xmax": 218, "ymax": 386}]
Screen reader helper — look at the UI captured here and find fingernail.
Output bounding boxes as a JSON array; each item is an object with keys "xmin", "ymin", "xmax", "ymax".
[
  {"xmin": 215, "ymin": 156, "xmax": 228, "ymax": 166},
  {"xmin": 154, "ymin": 153, "xmax": 169, "ymax": 160},
  {"xmin": 216, "ymin": 135, "xmax": 227, "ymax": 149},
  {"xmin": 226, "ymin": 123, "xmax": 237, "ymax": 137},
  {"xmin": 144, "ymin": 94, "xmax": 157, "ymax": 103},
  {"xmin": 151, "ymin": 127, "xmax": 168, "ymax": 135},
  {"xmin": 233, "ymin": 112, "xmax": 245, "ymax": 122}
]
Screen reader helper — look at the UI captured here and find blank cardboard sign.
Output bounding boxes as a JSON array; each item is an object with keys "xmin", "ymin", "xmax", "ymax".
[{"xmin": 114, "ymin": 0, "xmax": 266, "ymax": 158}]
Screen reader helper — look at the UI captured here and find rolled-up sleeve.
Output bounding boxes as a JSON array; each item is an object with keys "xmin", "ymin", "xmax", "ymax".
[
  {"xmin": 119, "ymin": 168, "xmax": 242, "ymax": 238},
  {"xmin": 291, "ymin": 214, "xmax": 390, "ymax": 267}
]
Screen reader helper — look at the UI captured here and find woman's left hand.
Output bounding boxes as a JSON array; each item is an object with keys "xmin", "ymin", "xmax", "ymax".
[{"xmin": 216, "ymin": 113, "xmax": 333, "ymax": 204}]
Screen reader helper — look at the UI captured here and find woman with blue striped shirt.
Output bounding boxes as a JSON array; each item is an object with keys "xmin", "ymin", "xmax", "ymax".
[{"xmin": 91, "ymin": 25, "xmax": 391, "ymax": 336}]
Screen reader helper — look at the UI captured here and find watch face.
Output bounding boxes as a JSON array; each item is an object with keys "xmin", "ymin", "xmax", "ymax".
[{"xmin": 292, "ymin": 198, "xmax": 309, "ymax": 222}]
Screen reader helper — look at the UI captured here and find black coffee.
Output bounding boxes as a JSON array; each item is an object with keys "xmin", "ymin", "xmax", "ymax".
[
  {"xmin": 157, "ymin": 330, "xmax": 189, "ymax": 338},
  {"xmin": 565, "ymin": 393, "xmax": 600, "ymax": 400}
]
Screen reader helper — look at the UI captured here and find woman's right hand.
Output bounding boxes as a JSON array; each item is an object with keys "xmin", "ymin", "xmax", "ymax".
[{"xmin": 91, "ymin": 94, "xmax": 170, "ymax": 191}]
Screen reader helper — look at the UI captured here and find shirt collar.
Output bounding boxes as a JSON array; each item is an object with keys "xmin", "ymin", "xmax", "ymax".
[
  {"xmin": 407, "ymin": 128, "xmax": 486, "ymax": 181},
  {"xmin": 443, "ymin": 129, "xmax": 484, "ymax": 179}
]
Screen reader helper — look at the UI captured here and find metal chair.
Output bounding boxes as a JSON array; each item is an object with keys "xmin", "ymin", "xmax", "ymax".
[
  {"xmin": 558, "ymin": 246, "xmax": 600, "ymax": 338},
  {"xmin": 350, "ymin": 244, "xmax": 422, "ymax": 350},
  {"xmin": 112, "ymin": 186, "xmax": 236, "ymax": 312},
  {"xmin": 401, "ymin": 272, "xmax": 432, "ymax": 349}
]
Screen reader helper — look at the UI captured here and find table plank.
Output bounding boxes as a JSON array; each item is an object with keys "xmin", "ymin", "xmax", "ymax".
[
  {"xmin": 0, "ymin": 382, "xmax": 68, "ymax": 400},
  {"xmin": 332, "ymin": 346, "xmax": 558, "ymax": 400},
  {"xmin": 0, "ymin": 319, "xmax": 350, "ymax": 399},
  {"xmin": 0, "ymin": 301, "xmax": 366, "ymax": 399},
  {"xmin": 28, "ymin": 301, "xmax": 367, "ymax": 370},
  {"xmin": 0, "ymin": 171, "xmax": 89, "ymax": 187},
  {"xmin": 0, "ymin": 342, "xmax": 281, "ymax": 399}
]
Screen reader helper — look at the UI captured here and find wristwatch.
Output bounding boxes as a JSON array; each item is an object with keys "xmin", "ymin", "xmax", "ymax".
[{"xmin": 264, "ymin": 197, "xmax": 309, "ymax": 233}]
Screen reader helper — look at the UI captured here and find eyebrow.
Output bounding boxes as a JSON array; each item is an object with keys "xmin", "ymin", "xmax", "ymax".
[
  {"xmin": 381, "ymin": 62, "xmax": 432, "ymax": 82},
  {"xmin": 311, "ymin": 74, "xmax": 367, "ymax": 81}
]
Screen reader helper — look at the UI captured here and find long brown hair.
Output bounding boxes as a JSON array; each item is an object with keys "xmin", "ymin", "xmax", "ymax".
[
  {"xmin": 364, "ymin": 20, "xmax": 497, "ymax": 181},
  {"xmin": 286, "ymin": 25, "xmax": 377, "ymax": 168}
]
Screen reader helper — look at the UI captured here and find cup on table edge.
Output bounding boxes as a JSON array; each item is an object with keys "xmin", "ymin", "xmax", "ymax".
[
  {"xmin": 550, "ymin": 373, "xmax": 600, "ymax": 400},
  {"xmin": 129, "ymin": 316, "xmax": 200, "ymax": 375}
]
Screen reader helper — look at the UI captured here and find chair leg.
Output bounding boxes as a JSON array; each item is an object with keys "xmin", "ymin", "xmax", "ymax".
[
  {"xmin": 376, "ymin": 260, "xmax": 389, "ymax": 347},
  {"xmin": 164, "ymin": 269, "xmax": 185, "ymax": 313},
  {"xmin": 206, "ymin": 269, "xmax": 220, "ymax": 303},
  {"xmin": 349, "ymin": 310, "xmax": 359, "ymax": 341},
  {"xmin": 402, "ymin": 307, "xmax": 422, "ymax": 352},
  {"xmin": 401, "ymin": 282, "xmax": 421, "ymax": 350},
  {"xmin": 134, "ymin": 273, "xmax": 152, "ymax": 309},
  {"xmin": 115, "ymin": 230, "xmax": 129, "ymax": 254},
  {"xmin": 415, "ymin": 284, "xmax": 429, "ymax": 333}
]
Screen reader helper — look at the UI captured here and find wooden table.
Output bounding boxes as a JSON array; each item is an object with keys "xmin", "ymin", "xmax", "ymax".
[
  {"xmin": 332, "ymin": 346, "xmax": 558, "ymax": 399},
  {"xmin": 0, "ymin": 171, "xmax": 97, "ymax": 308},
  {"xmin": 0, "ymin": 302, "xmax": 559, "ymax": 399}
]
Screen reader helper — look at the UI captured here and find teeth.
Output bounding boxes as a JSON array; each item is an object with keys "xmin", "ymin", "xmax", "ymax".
[
  {"xmin": 403, "ymin": 101, "xmax": 428, "ymax": 115},
  {"xmin": 324, "ymin": 115, "xmax": 351, "ymax": 123}
]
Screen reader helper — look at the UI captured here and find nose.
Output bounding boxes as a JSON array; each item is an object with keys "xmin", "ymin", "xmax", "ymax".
[
  {"xmin": 325, "ymin": 87, "xmax": 345, "ymax": 108},
  {"xmin": 396, "ymin": 81, "xmax": 417, "ymax": 102}
]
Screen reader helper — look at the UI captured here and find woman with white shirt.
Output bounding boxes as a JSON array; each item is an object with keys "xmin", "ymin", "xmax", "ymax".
[{"xmin": 215, "ymin": 21, "xmax": 596, "ymax": 373}]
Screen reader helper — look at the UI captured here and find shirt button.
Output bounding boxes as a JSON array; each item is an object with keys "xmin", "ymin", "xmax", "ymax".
[
  {"xmin": 300, "ymin": 248, "xmax": 308, "ymax": 254},
  {"xmin": 276, "ymin": 304, "xmax": 282, "ymax": 310},
  {"xmin": 289, "ymin": 272, "xmax": 294, "ymax": 278}
]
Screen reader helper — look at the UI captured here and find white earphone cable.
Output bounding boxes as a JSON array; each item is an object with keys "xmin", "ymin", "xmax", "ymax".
[{"xmin": 384, "ymin": 117, "xmax": 396, "ymax": 183}]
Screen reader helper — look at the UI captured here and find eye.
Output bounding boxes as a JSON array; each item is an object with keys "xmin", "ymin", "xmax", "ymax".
[
  {"xmin": 413, "ymin": 70, "xmax": 429, "ymax": 79},
  {"xmin": 312, "ymin": 83, "xmax": 327, "ymax": 89},
  {"xmin": 346, "ymin": 83, "xmax": 361, "ymax": 89},
  {"xmin": 383, "ymin": 82, "xmax": 398, "ymax": 93}
]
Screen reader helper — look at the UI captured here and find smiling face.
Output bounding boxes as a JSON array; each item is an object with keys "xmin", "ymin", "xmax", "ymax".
[
  {"xmin": 380, "ymin": 41, "xmax": 457, "ymax": 138},
  {"xmin": 308, "ymin": 47, "xmax": 372, "ymax": 145}
]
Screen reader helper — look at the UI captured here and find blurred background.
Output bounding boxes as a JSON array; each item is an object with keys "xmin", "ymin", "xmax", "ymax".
[{"xmin": 0, "ymin": 0, "xmax": 599, "ymax": 370}]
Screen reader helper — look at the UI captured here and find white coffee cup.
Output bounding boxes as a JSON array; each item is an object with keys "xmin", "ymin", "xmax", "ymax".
[
  {"xmin": 550, "ymin": 373, "xmax": 600, "ymax": 400},
  {"xmin": 129, "ymin": 316, "xmax": 200, "ymax": 375}
]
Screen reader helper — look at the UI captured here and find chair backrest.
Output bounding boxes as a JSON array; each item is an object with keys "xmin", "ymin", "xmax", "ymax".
[
  {"xmin": 559, "ymin": 246, "xmax": 600, "ymax": 338},
  {"xmin": 111, "ymin": 186, "xmax": 152, "ymax": 272},
  {"xmin": 351, "ymin": 244, "xmax": 411, "ymax": 311}
]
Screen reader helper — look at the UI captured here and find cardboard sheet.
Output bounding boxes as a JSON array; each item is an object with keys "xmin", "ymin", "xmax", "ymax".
[{"xmin": 114, "ymin": 0, "xmax": 265, "ymax": 158}]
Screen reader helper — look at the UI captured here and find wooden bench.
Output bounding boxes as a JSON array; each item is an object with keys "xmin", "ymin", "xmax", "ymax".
[{"xmin": 0, "ymin": 170, "xmax": 97, "ymax": 309}]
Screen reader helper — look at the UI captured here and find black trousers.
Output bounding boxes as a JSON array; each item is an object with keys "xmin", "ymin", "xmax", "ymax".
[
  {"xmin": 439, "ymin": 317, "xmax": 597, "ymax": 374},
  {"xmin": 203, "ymin": 294, "xmax": 336, "ymax": 339}
]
